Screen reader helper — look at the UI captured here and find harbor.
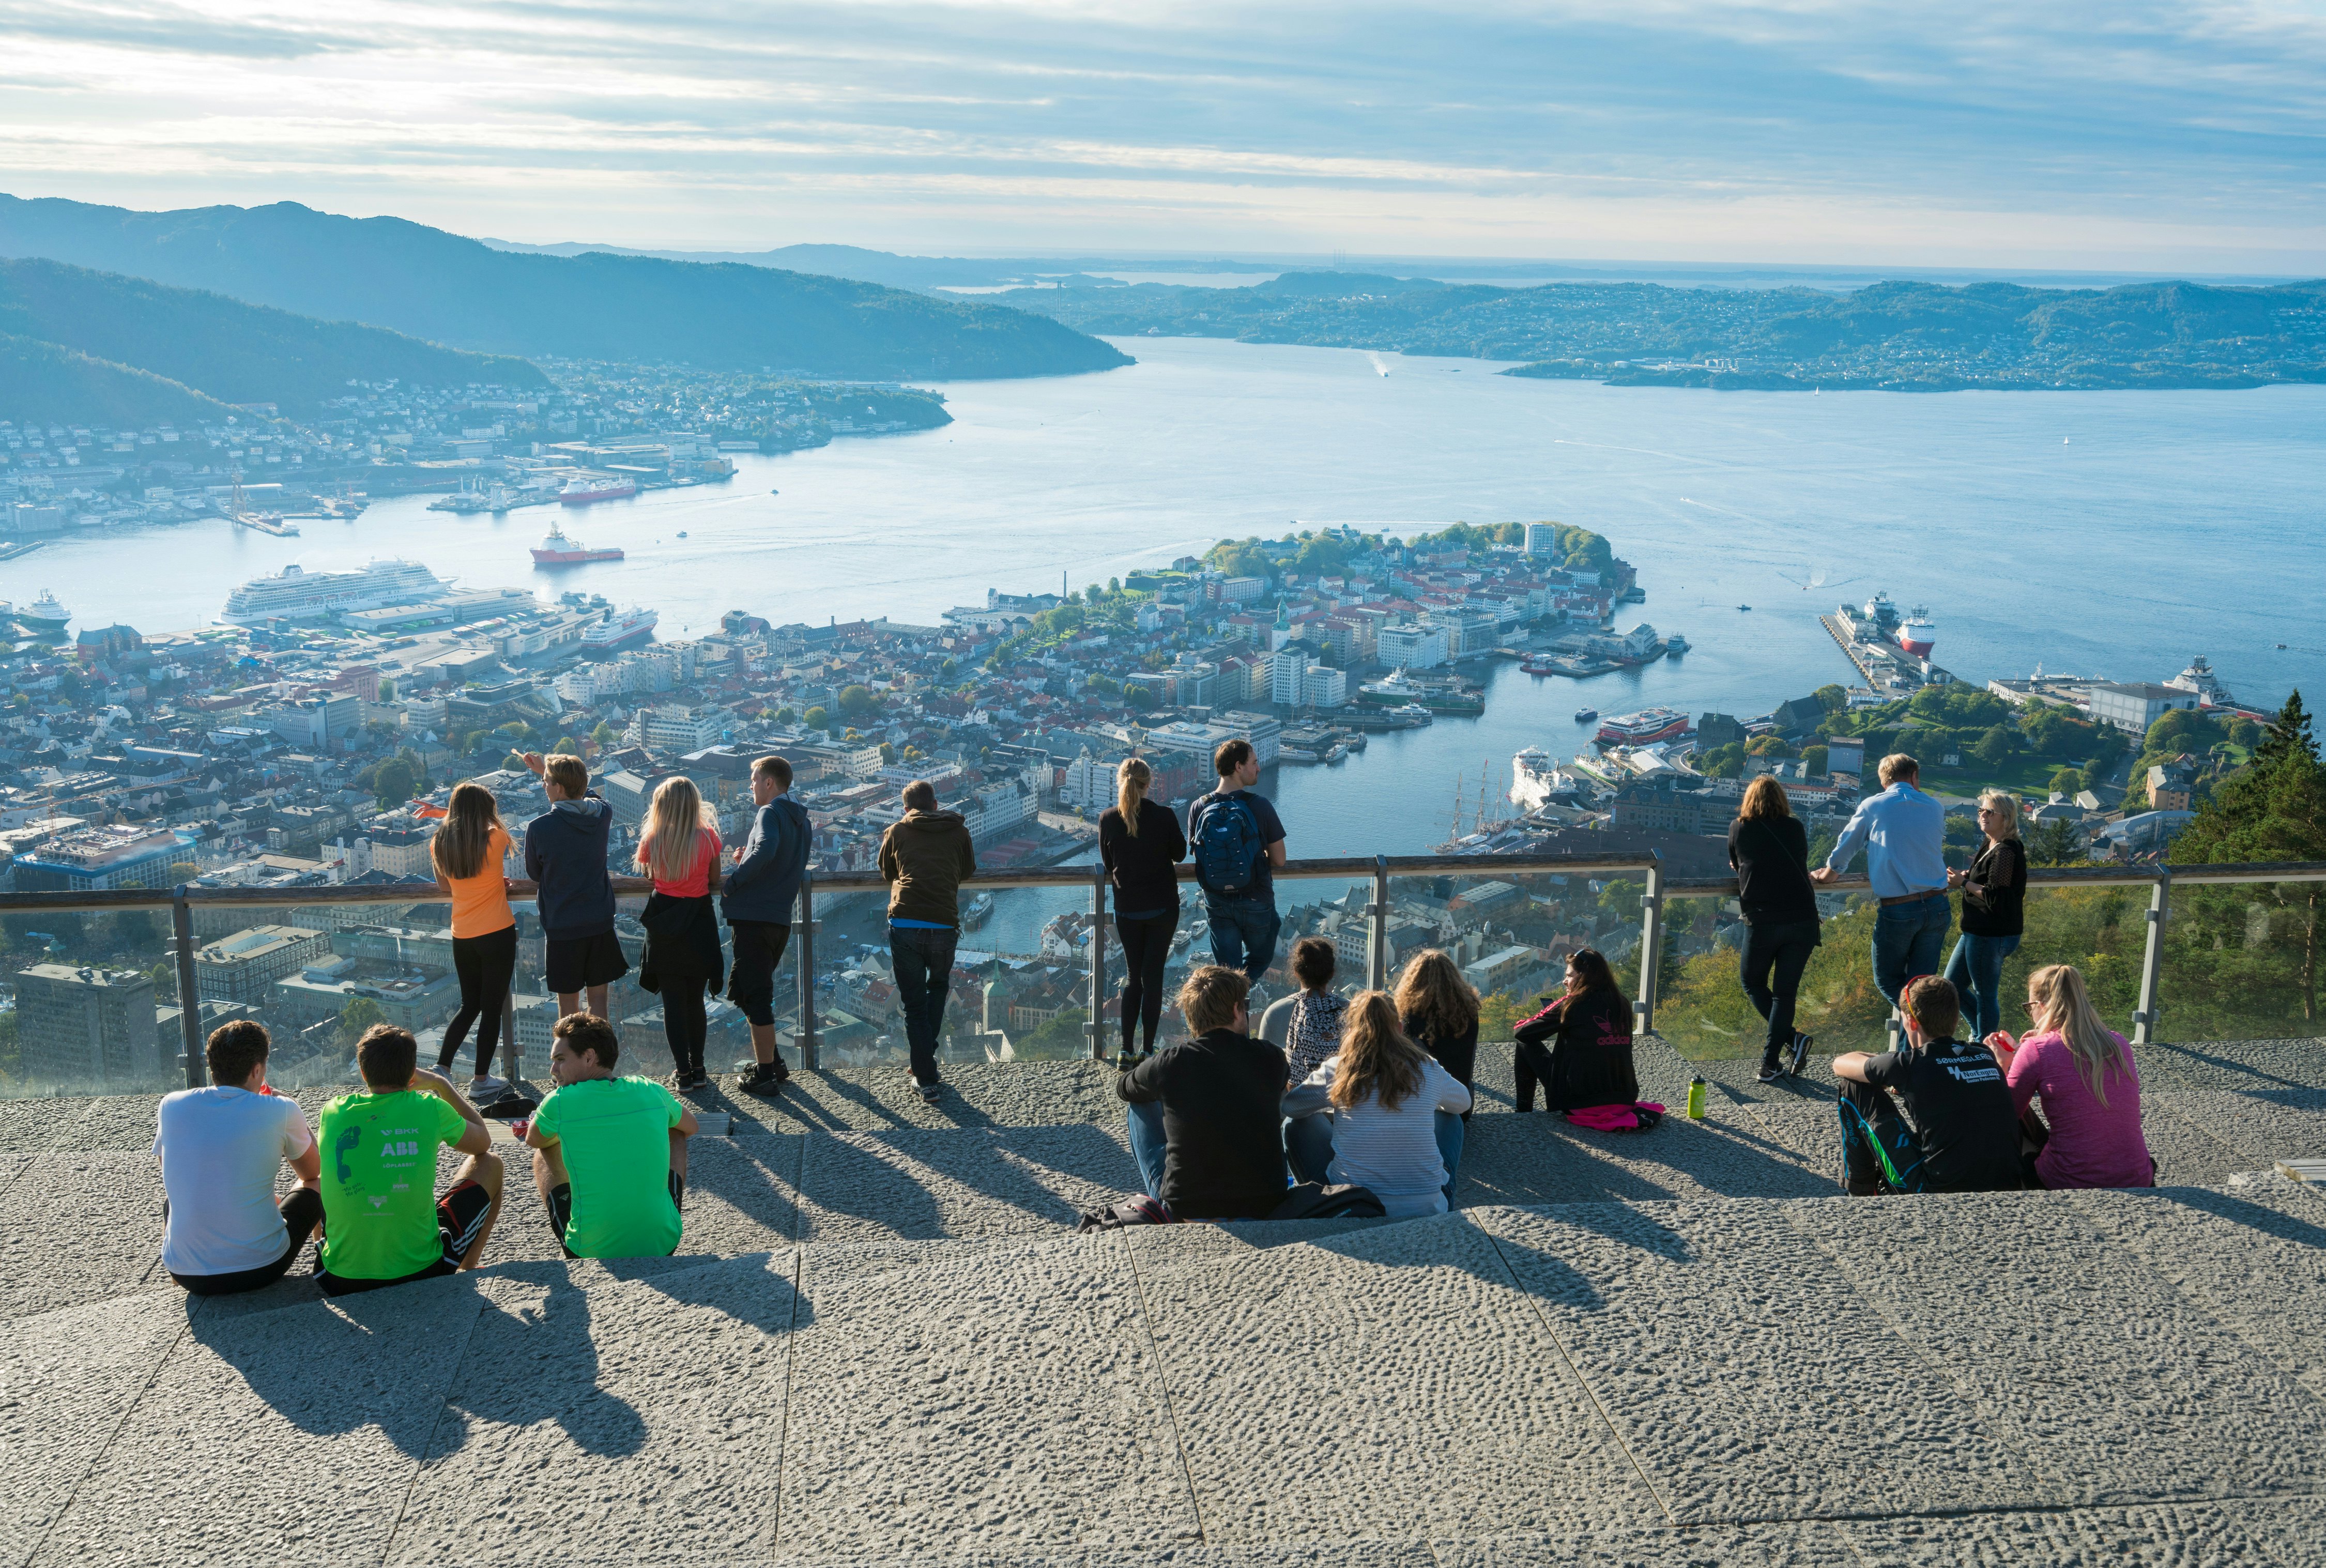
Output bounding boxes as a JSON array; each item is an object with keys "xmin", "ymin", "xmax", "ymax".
[{"xmin": 1819, "ymin": 591, "xmax": 1953, "ymax": 697}]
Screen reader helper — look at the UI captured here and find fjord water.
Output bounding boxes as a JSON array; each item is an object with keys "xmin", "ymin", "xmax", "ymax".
[{"xmin": 39, "ymin": 336, "xmax": 2324, "ymax": 857}]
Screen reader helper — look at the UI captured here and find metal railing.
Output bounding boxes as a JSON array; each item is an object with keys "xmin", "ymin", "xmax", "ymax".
[{"xmin": 11, "ymin": 851, "xmax": 2323, "ymax": 1089}]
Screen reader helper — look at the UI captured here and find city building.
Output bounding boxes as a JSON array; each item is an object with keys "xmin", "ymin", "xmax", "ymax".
[
  {"xmin": 1301, "ymin": 665, "xmax": 1349, "ymax": 710},
  {"xmin": 16, "ymin": 963, "xmax": 160, "ymax": 1087},
  {"xmin": 2084, "ymin": 682, "xmax": 2203, "ymax": 733},
  {"xmin": 195, "ymin": 924, "xmax": 332, "ymax": 1006},
  {"xmin": 12, "ymin": 825, "xmax": 184, "ymax": 893},
  {"xmin": 1378, "ymin": 623, "xmax": 1449, "ymax": 671}
]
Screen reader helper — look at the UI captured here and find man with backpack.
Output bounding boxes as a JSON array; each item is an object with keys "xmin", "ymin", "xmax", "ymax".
[{"xmin": 1187, "ymin": 738, "xmax": 1286, "ymax": 988}]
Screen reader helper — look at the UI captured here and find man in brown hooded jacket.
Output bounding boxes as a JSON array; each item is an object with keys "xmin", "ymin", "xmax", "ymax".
[{"xmin": 878, "ymin": 779, "xmax": 978, "ymax": 1100}]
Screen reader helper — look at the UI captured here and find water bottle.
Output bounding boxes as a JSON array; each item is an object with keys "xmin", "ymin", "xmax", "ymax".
[{"xmin": 1686, "ymin": 1075, "xmax": 1707, "ymax": 1120}]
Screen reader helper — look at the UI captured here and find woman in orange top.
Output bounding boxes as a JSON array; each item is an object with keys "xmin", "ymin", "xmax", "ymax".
[{"xmin": 432, "ymin": 781, "xmax": 518, "ymax": 1096}]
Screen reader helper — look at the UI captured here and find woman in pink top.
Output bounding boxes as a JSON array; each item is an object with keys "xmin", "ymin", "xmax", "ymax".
[
  {"xmin": 2000, "ymin": 963, "xmax": 2153, "ymax": 1189},
  {"xmin": 634, "ymin": 777, "xmax": 724, "ymax": 1093}
]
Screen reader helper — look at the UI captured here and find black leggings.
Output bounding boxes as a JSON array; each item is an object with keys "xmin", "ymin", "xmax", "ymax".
[
  {"xmin": 1115, "ymin": 913, "xmax": 1175, "ymax": 1052},
  {"xmin": 663, "ymin": 982, "xmax": 709, "ymax": 1075},
  {"xmin": 439, "ymin": 925, "xmax": 518, "ymax": 1078},
  {"xmin": 1739, "ymin": 919, "xmax": 1819, "ymax": 1068}
]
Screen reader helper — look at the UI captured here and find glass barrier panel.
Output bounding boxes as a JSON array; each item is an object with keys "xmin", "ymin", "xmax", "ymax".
[
  {"xmin": 1372, "ymin": 869, "xmax": 1617, "ymax": 1044},
  {"xmin": 1654, "ymin": 891, "xmax": 1894, "ymax": 1062},
  {"xmin": 2154, "ymin": 879, "xmax": 2326, "ymax": 1047}
]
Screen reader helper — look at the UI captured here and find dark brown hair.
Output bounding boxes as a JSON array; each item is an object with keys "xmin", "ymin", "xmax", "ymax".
[
  {"xmin": 1176, "ymin": 964, "xmax": 1249, "ymax": 1035},
  {"xmin": 1213, "ymin": 737, "xmax": 1253, "ymax": 778},
  {"xmin": 357, "ymin": 1023, "xmax": 419, "ymax": 1088},
  {"xmin": 206, "ymin": 1019, "xmax": 270, "ymax": 1086},
  {"xmin": 754, "ymin": 754, "xmax": 793, "ymax": 790},
  {"xmin": 1565, "ymin": 947, "xmax": 1619, "ymax": 999},
  {"xmin": 1290, "ymin": 936, "xmax": 1337, "ymax": 990},
  {"xmin": 431, "ymin": 780, "xmax": 503, "ymax": 881},
  {"xmin": 553, "ymin": 1010, "xmax": 621, "ymax": 1069},
  {"xmin": 1393, "ymin": 949, "xmax": 1479, "ymax": 1041},
  {"xmin": 1904, "ymin": 974, "xmax": 1961, "ymax": 1038}
]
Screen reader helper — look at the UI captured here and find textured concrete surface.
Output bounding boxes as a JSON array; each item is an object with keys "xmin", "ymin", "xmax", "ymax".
[{"xmin": 8, "ymin": 1038, "xmax": 2326, "ymax": 1566}]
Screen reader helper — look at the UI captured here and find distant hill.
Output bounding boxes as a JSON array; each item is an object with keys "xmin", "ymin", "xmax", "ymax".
[
  {"xmin": 0, "ymin": 258, "xmax": 547, "ymax": 419},
  {"xmin": 0, "ymin": 196, "xmax": 1133, "ymax": 379},
  {"xmin": 0, "ymin": 331, "xmax": 238, "ymax": 426}
]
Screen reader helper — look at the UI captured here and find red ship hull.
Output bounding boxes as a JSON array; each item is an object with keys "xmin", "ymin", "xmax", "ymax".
[{"xmin": 532, "ymin": 548, "xmax": 624, "ymax": 564}]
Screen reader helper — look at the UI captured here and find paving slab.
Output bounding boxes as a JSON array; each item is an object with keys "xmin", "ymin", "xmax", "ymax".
[
  {"xmin": 681, "ymin": 1132, "xmax": 805, "ymax": 1252},
  {"xmin": 0, "ymin": 1095, "xmax": 85, "ymax": 1152},
  {"xmin": 1838, "ymin": 1498, "xmax": 2323, "ymax": 1565},
  {"xmin": 2137, "ymin": 1035, "xmax": 2326, "ymax": 1093},
  {"xmin": 1456, "ymin": 1111, "xmax": 1830, "ymax": 1209},
  {"xmin": 1786, "ymin": 1189, "xmax": 2326, "ymax": 1506},
  {"xmin": 0, "ymin": 1290, "xmax": 189, "ymax": 1566},
  {"xmin": 1133, "ymin": 1210, "xmax": 1662, "ymax": 1542},
  {"xmin": 35, "ymin": 1274, "xmax": 487, "ymax": 1566},
  {"xmin": 2136, "ymin": 1097, "xmax": 2256, "ymax": 1186},
  {"xmin": 710, "ymin": 1060, "xmax": 1125, "ymax": 1136},
  {"xmin": 388, "ymin": 1252, "xmax": 801, "ymax": 1565},
  {"xmin": 0, "ymin": 1151, "xmax": 168, "ymax": 1321},
  {"xmin": 1440, "ymin": 1520, "xmax": 1856, "ymax": 1566},
  {"xmin": 1472, "ymin": 1201, "xmax": 2040, "ymax": 1524},
  {"xmin": 778, "ymin": 1229, "xmax": 1198, "ymax": 1561},
  {"xmin": 2156, "ymin": 1088, "xmax": 2326, "ymax": 1167},
  {"xmin": 794, "ymin": 1122, "xmax": 1139, "ymax": 1244}
]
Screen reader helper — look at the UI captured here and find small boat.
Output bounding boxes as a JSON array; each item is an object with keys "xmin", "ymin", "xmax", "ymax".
[
  {"xmin": 770, "ymin": 488, "xmax": 781, "ymax": 495},
  {"xmin": 1573, "ymin": 706, "xmax": 1598, "ymax": 722},
  {"xmin": 1737, "ymin": 604, "xmax": 1752, "ymax": 611},
  {"xmin": 1663, "ymin": 633, "xmax": 1689, "ymax": 655},
  {"xmin": 962, "ymin": 892, "xmax": 994, "ymax": 929}
]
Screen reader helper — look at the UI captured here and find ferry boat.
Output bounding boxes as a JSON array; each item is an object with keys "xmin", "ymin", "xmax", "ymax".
[
  {"xmin": 1594, "ymin": 707, "xmax": 1692, "ymax": 746},
  {"xmin": 16, "ymin": 590, "xmax": 69, "ymax": 636},
  {"xmin": 1573, "ymin": 706, "xmax": 1598, "ymax": 722},
  {"xmin": 962, "ymin": 893, "xmax": 994, "ymax": 930},
  {"xmin": 531, "ymin": 527, "xmax": 625, "ymax": 566},
  {"xmin": 223, "ymin": 560, "xmax": 450, "ymax": 624},
  {"xmin": 1519, "ymin": 653, "xmax": 1562, "ymax": 675},
  {"xmin": 561, "ymin": 475, "xmax": 639, "ymax": 506},
  {"xmin": 581, "ymin": 605, "xmax": 658, "ymax": 650},
  {"xmin": 1663, "ymin": 633, "xmax": 1689, "ymax": 655}
]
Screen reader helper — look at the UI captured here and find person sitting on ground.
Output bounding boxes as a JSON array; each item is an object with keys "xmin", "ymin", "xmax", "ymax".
[
  {"xmin": 1393, "ymin": 948, "xmax": 1481, "ymax": 1112},
  {"xmin": 1998, "ymin": 963, "xmax": 2152, "ymax": 1190},
  {"xmin": 525, "ymin": 1011, "xmax": 698, "ymax": 1258},
  {"xmin": 523, "ymin": 751, "xmax": 628, "ymax": 1021},
  {"xmin": 1830, "ymin": 975, "xmax": 2020, "ymax": 1196},
  {"xmin": 315, "ymin": 1024, "xmax": 505, "ymax": 1296},
  {"xmin": 1115, "ymin": 964, "xmax": 1289, "ymax": 1220},
  {"xmin": 154, "ymin": 1020, "xmax": 324, "ymax": 1297},
  {"xmin": 1283, "ymin": 991, "xmax": 1473, "ymax": 1217},
  {"xmin": 1513, "ymin": 948, "xmax": 1638, "ymax": 1114},
  {"xmin": 1257, "ymin": 936, "xmax": 1349, "ymax": 1087}
]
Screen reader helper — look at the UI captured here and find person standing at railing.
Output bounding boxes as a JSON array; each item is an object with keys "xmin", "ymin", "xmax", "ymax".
[
  {"xmin": 1099, "ymin": 757, "xmax": 1186, "ymax": 1058},
  {"xmin": 634, "ymin": 776, "xmax": 724, "ymax": 1096},
  {"xmin": 1512, "ymin": 948, "xmax": 1638, "ymax": 1114},
  {"xmin": 1392, "ymin": 949, "xmax": 1480, "ymax": 1113},
  {"xmin": 1945, "ymin": 791, "xmax": 2027, "ymax": 1046},
  {"xmin": 154, "ymin": 1021, "xmax": 323, "ymax": 1298},
  {"xmin": 724, "ymin": 754, "xmax": 812, "ymax": 1098},
  {"xmin": 1729, "ymin": 776, "xmax": 1820, "ymax": 1084},
  {"xmin": 878, "ymin": 778, "xmax": 976, "ymax": 1103},
  {"xmin": 522, "ymin": 752, "xmax": 628, "ymax": 1021},
  {"xmin": 431, "ymin": 781, "xmax": 519, "ymax": 1101},
  {"xmin": 1811, "ymin": 752, "xmax": 1950, "ymax": 1045},
  {"xmin": 1282, "ymin": 991, "xmax": 1473, "ymax": 1216},
  {"xmin": 1188, "ymin": 738, "xmax": 1287, "ymax": 992},
  {"xmin": 1995, "ymin": 963, "xmax": 2152, "ymax": 1189},
  {"xmin": 1115, "ymin": 964, "xmax": 1290, "ymax": 1219}
]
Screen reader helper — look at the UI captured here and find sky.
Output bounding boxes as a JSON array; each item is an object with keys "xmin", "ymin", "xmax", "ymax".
[{"xmin": 1, "ymin": 1, "xmax": 2321, "ymax": 271}]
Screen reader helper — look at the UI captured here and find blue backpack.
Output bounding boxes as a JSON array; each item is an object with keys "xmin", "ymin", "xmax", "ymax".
[{"xmin": 1190, "ymin": 792, "xmax": 1264, "ymax": 897}]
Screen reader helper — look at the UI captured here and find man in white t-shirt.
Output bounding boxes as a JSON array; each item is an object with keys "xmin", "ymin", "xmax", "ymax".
[{"xmin": 154, "ymin": 1021, "xmax": 323, "ymax": 1296}]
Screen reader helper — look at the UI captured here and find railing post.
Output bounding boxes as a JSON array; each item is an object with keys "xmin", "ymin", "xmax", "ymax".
[
  {"xmin": 501, "ymin": 980, "xmax": 519, "ymax": 1084},
  {"xmin": 1088, "ymin": 862, "xmax": 1108, "ymax": 1060},
  {"xmin": 794, "ymin": 866, "xmax": 818, "ymax": 1070},
  {"xmin": 2133, "ymin": 869, "xmax": 2171, "ymax": 1048},
  {"xmin": 172, "ymin": 884, "xmax": 205, "ymax": 1088},
  {"xmin": 1634, "ymin": 858, "xmax": 1664, "ymax": 1036},
  {"xmin": 1368, "ymin": 854, "xmax": 1390, "ymax": 991}
]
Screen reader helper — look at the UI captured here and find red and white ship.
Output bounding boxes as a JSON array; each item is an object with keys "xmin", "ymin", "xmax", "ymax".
[
  {"xmin": 560, "ymin": 475, "xmax": 638, "ymax": 505},
  {"xmin": 531, "ymin": 526, "xmax": 624, "ymax": 566},
  {"xmin": 1893, "ymin": 604, "xmax": 1937, "ymax": 660},
  {"xmin": 1595, "ymin": 707, "xmax": 1692, "ymax": 746}
]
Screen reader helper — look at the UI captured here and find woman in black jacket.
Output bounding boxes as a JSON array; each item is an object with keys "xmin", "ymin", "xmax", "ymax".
[
  {"xmin": 1098, "ymin": 758, "xmax": 1186, "ymax": 1057},
  {"xmin": 1728, "ymin": 775, "xmax": 1822, "ymax": 1083},
  {"xmin": 1946, "ymin": 790, "xmax": 2028, "ymax": 1043},
  {"xmin": 1513, "ymin": 947, "xmax": 1637, "ymax": 1113}
]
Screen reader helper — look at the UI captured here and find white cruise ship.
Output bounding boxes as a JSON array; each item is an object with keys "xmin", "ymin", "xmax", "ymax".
[
  {"xmin": 582, "ymin": 605, "xmax": 658, "ymax": 650},
  {"xmin": 222, "ymin": 560, "xmax": 451, "ymax": 624}
]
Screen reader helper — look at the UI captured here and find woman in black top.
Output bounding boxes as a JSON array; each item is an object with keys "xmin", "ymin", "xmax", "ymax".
[
  {"xmin": 1728, "ymin": 775, "xmax": 1822, "ymax": 1082},
  {"xmin": 1945, "ymin": 790, "xmax": 2028, "ymax": 1043},
  {"xmin": 1512, "ymin": 947, "xmax": 1637, "ymax": 1113},
  {"xmin": 1393, "ymin": 949, "xmax": 1481, "ymax": 1117},
  {"xmin": 1098, "ymin": 758, "xmax": 1186, "ymax": 1055}
]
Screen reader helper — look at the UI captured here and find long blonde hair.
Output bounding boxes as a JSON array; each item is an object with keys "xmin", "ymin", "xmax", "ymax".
[
  {"xmin": 431, "ymin": 781, "xmax": 502, "ymax": 882},
  {"xmin": 1980, "ymin": 789, "xmax": 2021, "ymax": 841},
  {"xmin": 1116, "ymin": 757, "xmax": 1151, "ymax": 838},
  {"xmin": 2028, "ymin": 963, "xmax": 2127, "ymax": 1105},
  {"xmin": 1329, "ymin": 991, "xmax": 1430, "ymax": 1112},
  {"xmin": 638, "ymin": 775, "xmax": 717, "ymax": 888},
  {"xmin": 1393, "ymin": 949, "xmax": 1478, "ymax": 1043}
]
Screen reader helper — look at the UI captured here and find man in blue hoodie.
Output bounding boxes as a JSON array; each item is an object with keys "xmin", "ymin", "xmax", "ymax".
[
  {"xmin": 523, "ymin": 752, "xmax": 628, "ymax": 1019},
  {"xmin": 724, "ymin": 754, "xmax": 813, "ymax": 1096}
]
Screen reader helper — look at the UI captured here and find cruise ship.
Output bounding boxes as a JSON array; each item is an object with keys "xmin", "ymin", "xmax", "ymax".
[
  {"xmin": 15, "ymin": 590, "xmax": 69, "ymax": 636},
  {"xmin": 222, "ymin": 560, "xmax": 450, "ymax": 624},
  {"xmin": 561, "ymin": 476, "xmax": 639, "ymax": 505},
  {"xmin": 1594, "ymin": 707, "xmax": 1692, "ymax": 746},
  {"xmin": 582, "ymin": 605, "xmax": 658, "ymax": 650}
]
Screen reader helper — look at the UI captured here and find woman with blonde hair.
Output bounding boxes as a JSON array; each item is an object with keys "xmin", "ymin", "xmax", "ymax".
[
  {"xmin": 1946, "ymin": 789, "xmax": 2028, "ymax": 1043},
  {"xmin": 2000, "ymin": 963, "xmax": 2151, "ymax": 1188},
  {"xmin": 1097, "ymin": 756, "xmax": 1185, "ymax": 1057},
  {"xmin": 1393, "ymin": 949, "xmax": 1480, "ymax": 1106},
  {"xmin": 1728, "ymin": 773, "xmax": 1821, "ymax": 1082},
  {"xmin": 634, "ymin": 775, "xmax": 724, "ymax": 1093},
  {"xmin": 430, "ymin": 781, "xmax": 518, "ymax": 1097},
  {"xmin": 1282, "ymin": 991, "xmax": 1473, "ymax": 1216}
]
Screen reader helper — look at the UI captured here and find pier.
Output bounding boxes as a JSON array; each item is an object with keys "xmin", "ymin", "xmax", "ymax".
[{"xmin": 1820, "ymin": 610, "xmax": 1951, "ymax": 695}]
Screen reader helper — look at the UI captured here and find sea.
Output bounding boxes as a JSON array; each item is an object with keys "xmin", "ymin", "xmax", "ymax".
[{"xmin": 25, "ymin": 336, "xmax": 2326, "ymax": 947}]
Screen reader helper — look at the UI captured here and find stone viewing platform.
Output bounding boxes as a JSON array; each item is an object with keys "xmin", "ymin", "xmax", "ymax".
[{"xmin": 7, "ymin": 1034, "xmax": 2325, "ymax": 1565}]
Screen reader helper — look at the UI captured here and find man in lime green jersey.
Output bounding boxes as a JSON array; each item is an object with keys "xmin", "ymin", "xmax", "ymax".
[
  {"xmin": 315, "ymin": 1024, "xmax": 505, "ymax": 1296},
  {"xmin": 525, "ymin": 1011, "xmax": 697, "ymax": 1258}
]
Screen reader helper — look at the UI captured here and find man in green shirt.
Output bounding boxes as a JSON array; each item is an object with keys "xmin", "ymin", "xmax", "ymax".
[
  {"xmin": 525, "ymin": 1012, "xmax": 697, "ymax": 1258},
  {"xmin": 315, "ymin": 1024, "xmax": 505, "ymax": 1296}
]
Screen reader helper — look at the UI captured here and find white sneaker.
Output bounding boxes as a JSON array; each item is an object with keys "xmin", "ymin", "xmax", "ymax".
[{"xmin": 469, "ymin": 1075, "xmax": 510, "ymax": 1099}]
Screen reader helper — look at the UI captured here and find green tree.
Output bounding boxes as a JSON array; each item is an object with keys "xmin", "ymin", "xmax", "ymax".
[
  {"xmin": 803, "ymin": 706, "xmax": 830, "ymax": 730},
  {"xmin": 591, "ymin": 721, "xmax": 619, "ymax": 748},
  {"xmin": 1802, "ymin": 744, "xmax": 1829, "ymax": 775},
  {"xmin": 1697, "ymin": 742, "xmax": 1744, "ymax": 779},
  {"xmin": 1123, "ymin": 683, "xmax": 1157, "ymax": 711},
  {"xmin": 837, "ymin": 684, "xmax": 878, "ymax": 718},
  {"xmin": 336, "ymin": 996, "xmax": 387, "ymax": 1048},
  {"xmin": 2048, "ymin": 766, "xmax": 2087, "ymax": 796},
  {"xmin": 1814, "ymin": 684, "xmax": 1848, "ymax": 713},
  {"xmin": 377, "ymin": 677, "xmax": 396, "ymax": 702},
  {"xmin": 1745, "ymin": 734, "xmax": 1791, "ymax": 758},
  {"xmin": 372, "ymin": 755, "xmax": 417, "ymax": 808},
  {"xmin": 773, "ymin": 706, "xmax": 798, "ymax": 725},
  {"xmin": 2025, "ymin": 818, "xmax": 2081, "ymax": 866},
  {"xmin": 1971, "ymin": 726, "xmax": 2015, "ymax": 766}
]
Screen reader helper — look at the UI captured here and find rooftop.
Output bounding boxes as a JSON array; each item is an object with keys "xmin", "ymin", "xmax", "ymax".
[{"xmin": 6, "ymin": 1034, "xmax": 2324, "ymax": 1564}]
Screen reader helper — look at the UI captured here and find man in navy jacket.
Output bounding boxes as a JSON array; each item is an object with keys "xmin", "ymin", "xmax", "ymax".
[{"xmin": 724, "ymin": 754, "xmax": 813, "ymax": 1095}]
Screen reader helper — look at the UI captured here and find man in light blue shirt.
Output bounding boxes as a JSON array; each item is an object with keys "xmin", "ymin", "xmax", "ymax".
[{"xmin": 1812, "ymin": 752, "xmax": 1952, "ymax": 1029}]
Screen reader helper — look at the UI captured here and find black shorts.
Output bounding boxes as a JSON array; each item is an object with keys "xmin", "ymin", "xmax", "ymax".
[
  {"xmin": 315, "ymin": 1179, "xmax": 495, "ymax": 1297},
  {"xmin": 725, "ymin": 919, "xmax": 791, "ymax": 1026},
  {"xmin": 545, "ymin": 929, "xmax": 629, "ymax": 995}
]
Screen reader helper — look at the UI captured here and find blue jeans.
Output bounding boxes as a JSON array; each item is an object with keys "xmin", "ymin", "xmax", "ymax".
[
  {"xmin": 1127, "ymin": 1100, "xmax": 1169, "ymax": 1200},
  {"xmin": 1204, "ymin": 895, "xmax": 1282, "ymax": 984},
  {"xmin": 1283, "ymin": 1111, "xmax": 1466, "ymax": 1208},
  {"xmin": 1871, "ymin": 893, "xmax": 1953, "ymax": 1011},
  {"xmin": 889, "ymin": 925, "xmax": 958, "ymax": 1084},
  {"xmin": 1945, "ymin": 932, "xmax": 2021, "ymax": 1042}
]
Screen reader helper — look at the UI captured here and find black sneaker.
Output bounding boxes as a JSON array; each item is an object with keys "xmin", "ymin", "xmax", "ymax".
[
  {"xmin": 1788, "ymin": 1032, "xmax": 1814, "ymax": 1077},
  {"xmin": 739, "ymin": 1060, "xmax": 790, "ymax": 1097},
  {"xmin": 1756, "ymin": 1062, "xmax": 1785, "ymax": 1084},
  {"xmin": 679, "ymin": 1069, "xmax": 713, "ymax": 1096}
]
